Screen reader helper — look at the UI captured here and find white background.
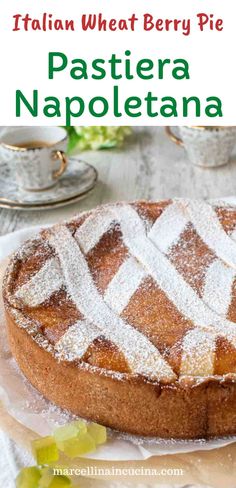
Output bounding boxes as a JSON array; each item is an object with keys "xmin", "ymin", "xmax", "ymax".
[{"xmin": 0, "ymin": 0, "xmax": 235, "ymax": 125}]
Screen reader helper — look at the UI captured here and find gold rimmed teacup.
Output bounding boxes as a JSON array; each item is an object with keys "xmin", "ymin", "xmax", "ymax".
[
  {"xmin": 0, "ymin": 127, "xmax": 68, "ymax": 191},
  {"xmin": 166, "ymin": 126, "xmax": 236, "ymax": 168}
]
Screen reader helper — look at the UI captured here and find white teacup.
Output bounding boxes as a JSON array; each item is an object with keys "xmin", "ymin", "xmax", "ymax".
[
  {"xmin": 166, "ymin": 126, "xmax": 236, "ymax": 168},
  {"xmin": 0, "ymin": 127, "xmax": 68, "ymax": 190}
]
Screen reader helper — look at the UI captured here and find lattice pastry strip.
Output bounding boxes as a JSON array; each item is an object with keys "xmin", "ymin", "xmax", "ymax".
[
  {"xmin": 15, "ymin": 258, "xmax": 63, "ymax": 307},
  {"xmin": 14, "ymin": 200, "xmax": 236, "ymax": 380},
  {"xmin": 48, "ymin": 224, "xmax": 176, "ymax": 381},
  {"xmin": 15, "ymin": 200, "xmax": 236, "ymax": 316},
  {"xmin": 202, "ymin": 259, "xmax": 236, "ymax": 317},
  {"xmin": 55, "ymin": 320, "xmax": 102, "ymax": 360},
  {"xmin": 180, "ymin": 329, "xmax": 217, "ymax": 376},
  {"xmin": 109, "ymin": 204, "xmax": 236, "ymax": 374}
]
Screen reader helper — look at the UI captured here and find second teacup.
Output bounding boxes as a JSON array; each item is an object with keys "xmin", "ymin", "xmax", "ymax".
[{"xmin": 166, "ymin": 126, "xmax": 236, "ymax": 168}]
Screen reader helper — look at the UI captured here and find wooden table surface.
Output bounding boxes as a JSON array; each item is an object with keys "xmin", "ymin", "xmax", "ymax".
[{"xmin": 1, "ymin": 126, "xmax": 236, "ymax": 236}]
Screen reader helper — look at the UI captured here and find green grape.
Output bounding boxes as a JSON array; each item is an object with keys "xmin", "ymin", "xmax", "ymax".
[
  {"xmin": 32, "ymin": 436, "xmax": 59, "ymax": 465},
  {"xmin": 62, "ymin": 432, "xmax": 96, "ymax": 458},
  {"xmin": 15, "ymin": 466, "xmax": 41, "ymax": 488},
  {"xmin": 87, "ymin": 423, "xmax": 107, "ymax": 445}
]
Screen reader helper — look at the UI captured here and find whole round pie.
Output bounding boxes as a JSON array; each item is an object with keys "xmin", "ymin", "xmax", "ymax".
[{"xmin": 3, "ymin": 199, "xmax": 236, "ymax": 439}]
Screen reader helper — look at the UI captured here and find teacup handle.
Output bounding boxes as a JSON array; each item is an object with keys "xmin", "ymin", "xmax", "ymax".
[
  {"xmin": 165, "ymin": 127, "xmax": 184, "ymax": 147},
  {"xmin": 52, "ymin": 150, "xmax": 68, "ymax": 179}
]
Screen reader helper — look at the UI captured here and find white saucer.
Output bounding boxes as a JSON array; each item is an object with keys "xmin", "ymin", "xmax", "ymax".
[{"xmin": 0, "ymin": 158, "xmax": 98, "ymax": 211}]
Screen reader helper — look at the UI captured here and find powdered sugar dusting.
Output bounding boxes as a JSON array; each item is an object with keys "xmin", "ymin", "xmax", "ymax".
[
  {"xmin": 203, "ymin": 259, "xmax": 236, "ymax": 316},
  {"xmin": 104, "ymin": 256, "xmax": 146, "ymax": 314},
  {"xmin": 149, "ymin": 200, "xmax": 188, "ymax": 253},
  {"xmin": 15, "ymin": 258, "xmax": 63, "ymax": 307},
  {"xmin": 48, "ymin": 224, "xmax": 176, "ymax": 382},
  {"xmin": 75, "ymin": 208, "xmax": 116, "ymax": 254},
  {"xmin": 110, "ymin": 204, "xmax": 236, "ymax": 374},
  {"xmin": 5, "ymin": 199, "xmax": 236, "ymax": 383},
  {"xmin": 55, "ymin": 320, "xmax": 101, "ymax": 361},
  {"xmin": 8, "ymin": 306, "xmax": 54, "ymax": 354},
  {"xmin": 180, "ymin": 328, "xmax": 216, "ymax": 376},
  {"xmin": 181, "ymin": 199, "xmax": 236, "ymax": 269}
]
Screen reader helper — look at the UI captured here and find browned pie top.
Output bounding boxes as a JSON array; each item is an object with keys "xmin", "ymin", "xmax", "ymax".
[{"xmin": 3, "ymin": 199, "xmax": 236, "ymax": 385}]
